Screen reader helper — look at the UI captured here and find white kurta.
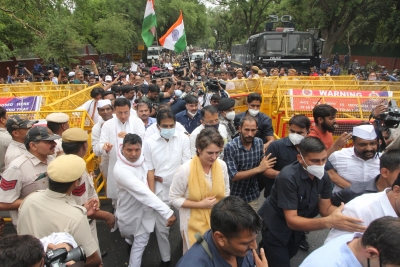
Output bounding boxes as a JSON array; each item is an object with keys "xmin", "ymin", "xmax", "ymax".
[
  {"xmin": 143, "ymin": 131, "xmax": 191, "ymax": 202},
  {"xmin": 169, "ymin": 159, "xmax": 230, "ymax": 252},
  {"xmin": 113, "ymin": 158, "xmax": 173, "ymax": 239},
  {"xmin": 92, "ymin": 121, "xmax": 109, "ymax": 178},
  {"xmin": 99, "ymin": 116, "xmax": 145, "ymax": 199},
  {"xmin": 76, "ymin": 99, "xmax": 99, "ymax": 124}
]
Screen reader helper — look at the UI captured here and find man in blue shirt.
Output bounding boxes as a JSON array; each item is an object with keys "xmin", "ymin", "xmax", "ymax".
[
  {"xmin": 300, "ymin": 216, "xmax": 400, "ymax": 267},
  {"xmin": 175, "ymin": 95, "xmax": 201, "ymax": 134},
  {"xmin": 176, "ymin": 196, "xmax": 268, "ymax": 267},
  {"xmin": 224, "ymin": 115, "xmax": 276, "ymax": 211}
]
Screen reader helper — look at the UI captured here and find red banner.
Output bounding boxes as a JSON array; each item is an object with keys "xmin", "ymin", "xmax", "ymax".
[{"xmin": 288, "ymin": 89, "xmax": 391, "ymax": 111}]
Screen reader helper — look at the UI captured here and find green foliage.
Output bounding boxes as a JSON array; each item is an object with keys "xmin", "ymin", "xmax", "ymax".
[
  {"xmin": 33, "ymin": 16, "xmax": 83, "ymax": 66},
  {"xmin": 93, "ymin": 15, "xmax": 138, "ymax": 55}
]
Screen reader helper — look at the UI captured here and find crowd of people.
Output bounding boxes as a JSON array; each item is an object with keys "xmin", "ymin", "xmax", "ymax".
[{"xmin": 1, "ymin": 53, "xmax": 400, "ymax": 267}]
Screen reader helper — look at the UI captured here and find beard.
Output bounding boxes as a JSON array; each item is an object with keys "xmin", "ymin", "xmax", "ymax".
[{"xmin": 321, "ymin": 121, "xmax": 336, "ymax": 133}]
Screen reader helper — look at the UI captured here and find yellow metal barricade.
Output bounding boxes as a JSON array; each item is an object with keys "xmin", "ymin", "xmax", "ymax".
[
  {"xmin": 0, "ymin": 83, "xmax": 87, "ymax": 93},
  {"xmin": 41, "ymin": 85, "xmax": 97, "ymax": 112}
]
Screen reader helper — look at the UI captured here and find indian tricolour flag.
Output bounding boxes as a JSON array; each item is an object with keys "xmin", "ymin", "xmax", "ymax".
[
  {"xmin": 159, "ymin": 10, "xmax": 187, "ymax": 53},
  {"xmin": 141, "ymin": 0, "xmax": 157, "ymax": 47}
]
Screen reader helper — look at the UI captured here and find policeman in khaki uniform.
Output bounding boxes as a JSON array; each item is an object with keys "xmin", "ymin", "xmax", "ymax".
[
  {"xmin": 46, "ymin": 112, "xmax": 70, "ymax": 157},
  {"xmin": 17, "ymin": 154, "xmax": 102, "ymax": 267},
  {"xmin": 62, "ymin": 128, "xmax": 115, "ymax": 257},
  {"xmin": 0, "ymin": 126, "xmax": 59, "ymax": 227},
  {"xmin": 4, "ymin": 115, "xmax": 38, "ymax": 168}
]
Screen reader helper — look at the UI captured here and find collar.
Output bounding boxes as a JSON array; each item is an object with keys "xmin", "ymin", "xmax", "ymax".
[
  {"xmin": 45, "ymin": 188, "xmax": 67, "ymax": 198},
  {"xmin": 11, "ymin": 140, "xmax": 26, "ymax": 149},
  {"xmin": 0, "ymin": 127, "xmax": 6, "ymax": 132},
  {"xmin": 204, "ymin": 230, "xmax": 247, "ymax": 266},
  {"xmin": 365, "ymin": 175, "xmax": 380, "ymax": 192},
  {"xmin": 237, "ymin": 136, "xmax": 254, "ymax": 151},
  {"xmin": 25, "ymin": 151, "xmax": 51, "ymax": 166},
  {"xmin": 283, "ymin": 137, "xmax": 296, "ymax": 147},
  {"xmin": 185, "ymin": 110, "xmax": 199, "ymax": 118},
  {"xmin": 380, "ymin": 188, "xmax": 398, "ymax": 217},
  {"xmin": 338, "ymin": 233, "xmax": 363, "ymax": 267},
  {"xmin": 296, "ymin": 162, "xmax": 314, "ymax": 180}
]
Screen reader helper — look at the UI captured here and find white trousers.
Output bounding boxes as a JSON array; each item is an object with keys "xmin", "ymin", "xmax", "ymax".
[
  {"xmin": 155, "ymin": 205, "xmax": 171, "ymax": 262},
  {"xmin": 126, "ymin": 232, "xmax": 150, "ymax": 267}
]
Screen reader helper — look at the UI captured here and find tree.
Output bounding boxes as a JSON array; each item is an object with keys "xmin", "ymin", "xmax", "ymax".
[
  {"xmin": 212, "ymin": 0, "xmax": 278, "ymax": 37},
  {"xmin": 33, "ymin": 16, "xmax": 84, "ymax": 66},
  {"xmin": 93, "ymin": 15, "xmax": 138, "ymax": 56}
]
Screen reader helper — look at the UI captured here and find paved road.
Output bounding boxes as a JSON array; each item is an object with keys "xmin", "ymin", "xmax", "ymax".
[{"xmin": 2, "ymin": 196, "xmax": 330, "ymax": 267}]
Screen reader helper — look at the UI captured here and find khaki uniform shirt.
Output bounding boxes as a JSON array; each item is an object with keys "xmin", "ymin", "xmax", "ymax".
[
  {"xmin": 0, "ymin": 152, "xmax": 53, "ymax": 226},
  {"xmin": 17, "ymin": 189, "xmax": 99, "ymax": 257},
  {"xmin": 4, "ymin": 140, "xmax": 27, "ymax": 168},
  {"xmin": 0, "ymin": 128, "xmax": 12, "ymax": 174}
]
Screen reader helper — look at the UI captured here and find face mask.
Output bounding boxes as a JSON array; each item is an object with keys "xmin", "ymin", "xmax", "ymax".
[
  {"xmin": 205, "ymin": 123, "xmax": 219, "ymax": 130},
  {"xmin": 187, "ymin": 111, "xmax": 197, "ymax": 117},
  {"xmin": 225, "ymin": 111, "xmax": 235, "ymax": 121},
  {"xmin": 248, "ymin": 109, "xmax": 259, "ymax": 117},
  {"xmin": 300, "ymin": 153, "xmax": 325, "ymax": 179},
  {"xmin": 369, "ymin": 77, "xmax": 377, "ymax": 81},
  {"xmin": 160, "ymin": 128, "xmax": 175, "ymax": 139},
  {"xmin": 288, "ymin": 133, "xmax": 305, "ymax": 145}
]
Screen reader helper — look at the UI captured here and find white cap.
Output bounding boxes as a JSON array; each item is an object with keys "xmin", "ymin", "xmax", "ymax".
[
  {"xmin": 174, "ymin": 90, "xmax": 183, "ymax": 97},
  {"xmin": 97, "ymin": 99, "xmax": 112, "ymax": 108},
  {"xmin": 105, "ymin": 75, "xmax": 112, "ymax": 82},
  {"xmin": 68, "ymin": 71, "xmax": 75, "ymax": 77},
  {"xmin": 353, "ymin": 125, "xmax": 377, "ymax": 140}
]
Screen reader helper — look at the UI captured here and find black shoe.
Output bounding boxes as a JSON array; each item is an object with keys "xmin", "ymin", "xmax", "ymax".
[
  {"xmin": 101, "ymin": 251, "xmax": 108, "ymax": 258},
  {"xmin": 159, "ymin": 261, "xmax": 171, "ymax": 267},
  {"xmin": 299, "ymin": 234, "xmax": 310, "ymax": 250}
]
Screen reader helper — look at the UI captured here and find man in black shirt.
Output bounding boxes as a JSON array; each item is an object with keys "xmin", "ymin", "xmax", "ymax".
[
  {"xmin": 258, "ymin": 137, "xmax": 366, "ymax": 267},
  {"xmin": 331, "ymin": 149, "xmax": 400, "ymax": 206},
  {"xmin": 263, "ymin": 115, "xmax": 311, "ymax": 198}
]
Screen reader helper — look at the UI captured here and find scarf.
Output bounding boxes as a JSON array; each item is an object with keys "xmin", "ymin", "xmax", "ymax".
[{"xmin": 187, "ymin": 156, "xmax": 226, "ymax": 246}]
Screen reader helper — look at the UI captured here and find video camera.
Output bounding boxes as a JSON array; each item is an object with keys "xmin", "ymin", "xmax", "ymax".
[
  {"xmin": 204, "ymin": 79, "xmax": 226, "ymax": 92},
  {"xmin": 152, "ymin": 70, "xmax": 170, "ymax": 78},
  {"xmin": 213, "ymin": 56, "xmax": 222, "ymax": 67},
  {"xmin": 174, "ymin": 66, "xmax": 185, "ymax": 77},
  {"xmin": 45, "ymin": 246, "xmax": 86, "ymax": 267},
  {"xmin": 376, "ymin": 100, "xmax": 400, "ymax": 128},
  {"xmin": 194, "ymin": 56, "xmax": 202, "ymax": 69}
]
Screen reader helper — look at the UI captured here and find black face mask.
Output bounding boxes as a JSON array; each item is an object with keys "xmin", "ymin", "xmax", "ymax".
[{"xmin": 204, "ymin": 123, "xmax": 219, "ymax": 130}]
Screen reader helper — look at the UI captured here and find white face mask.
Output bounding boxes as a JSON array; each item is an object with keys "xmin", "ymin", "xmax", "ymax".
[
  {"xmin": 187, "ymin": 111, "xmax": 197, "ymax": 117},
  {"xmin": 300, "ymin": 153, "xmax": 325, "ymax": 179},
  {"xmin": 248, "ymin": 109, "xmax": 259, "ymax": 117},
  {"xmin": 288, "ymin": 133, "xmax": 305, "ymax": 145},
  {"xmin": 225, "ymin": 111, "xmax": 235, "ymax": 121}
]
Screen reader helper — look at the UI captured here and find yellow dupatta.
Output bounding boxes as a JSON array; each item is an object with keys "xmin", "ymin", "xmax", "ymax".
[{"xmin": 187, "ymin": 155, "xmax": 226, "ymax": 246}]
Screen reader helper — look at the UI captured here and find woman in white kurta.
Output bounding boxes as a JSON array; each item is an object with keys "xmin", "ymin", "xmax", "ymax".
[{"xmin": 169, "ymin": 128, "xmax": 230, "ymax": 253}]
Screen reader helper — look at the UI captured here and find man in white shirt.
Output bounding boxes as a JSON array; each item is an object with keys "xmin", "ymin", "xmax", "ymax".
[
  {"xmin": 98, "ymin": 98, "xmax": 145, "ymax": 203},
  {"xmin": 113, "ymin": 134, "xmax": 176, "ymax": 267},
  {"xmin": 143, "ymin": 109, "xmax": 190, "ymax": 266},
  {"xmin": 329, "ymin": 124, "xmax": 380, "ymax": 193},
  {"xmin": 325, "ymin": 175, "xmax": 400, "ymax": 243},
  {"xmin": 76, "ymin": 87, "xmax": 104, "ymax": 124},
  {"xmin": 189, "ymin": 105, "xmax": 228, "ymax": 158},
  {"xmin": 92, "ymin": 99, "xmax": 114, "ymax": 180},
  {"xmin": 302, "ymin": 216, "xmax": 400, "ymax": 267}
]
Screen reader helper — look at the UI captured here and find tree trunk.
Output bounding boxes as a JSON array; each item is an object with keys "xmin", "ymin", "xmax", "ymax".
[{"xmin": 321, "ymin": 32, "xmax": 335, "ymax": 59}]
